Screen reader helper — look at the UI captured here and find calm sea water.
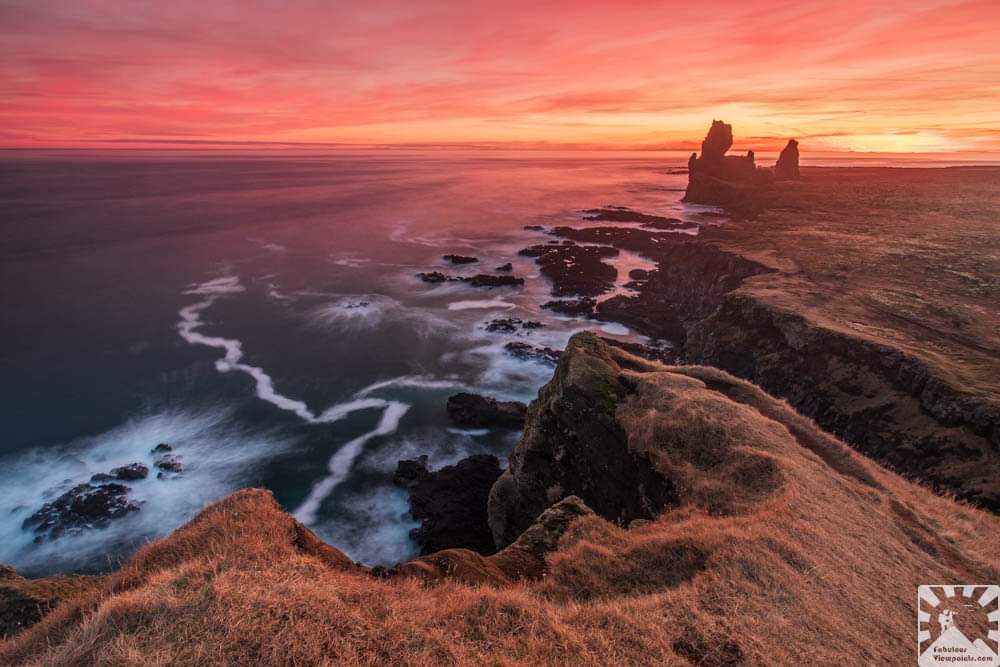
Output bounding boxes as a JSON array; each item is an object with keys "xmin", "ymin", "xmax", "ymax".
[{"xmin": 0, "ymin": 149, "xmax": 716, "ymax": 575}]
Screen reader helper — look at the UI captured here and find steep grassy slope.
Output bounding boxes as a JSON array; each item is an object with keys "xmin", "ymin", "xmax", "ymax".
[{"xmin": 3, "ymin": 334, "xmax": 998, "ymax": 666}]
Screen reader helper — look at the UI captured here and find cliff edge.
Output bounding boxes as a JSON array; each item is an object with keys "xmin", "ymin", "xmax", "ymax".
[{"xmin": 4, "ymin": 334, "xmax": 998, "ymax": 666}]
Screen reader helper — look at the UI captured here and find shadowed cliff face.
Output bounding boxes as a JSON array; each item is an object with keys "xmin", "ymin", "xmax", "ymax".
[{"xmin": 489, "ymin": 333, "xmax": 794, "ymax": 548}]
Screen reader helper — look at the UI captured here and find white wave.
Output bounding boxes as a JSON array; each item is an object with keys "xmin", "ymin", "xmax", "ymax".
[
  {"xmin": 355, "ymin": 374, "xmax": 471, "ymax": 398},
  {"xmin": 294, "ymin": 401, "xmax": 409, "ymax": 526},
  {"xmin": 447, "ymin": 299, "xmax": 517, "ymax": 311},
  {"xmin": 599, "ymin": 322, "xmax": 631, "ymax": 335},
  {"xmin": 312, "ymin": 486, "xmax": 419, "ymax": 566},
  {"xmin": 309, "ymin": 294, "xmax": 460, "ymax": 340},
  {"xmin": 182, "ymin": 275, "xmax": 245, "ymax": 296},
  {"xmin": 446, "ymin": 428, "xmax": 490, "ymax": 437},
  {"xmin": 314, "ymin": 397, "xmax": 389, "ymax": 422},
  {"xmin": 0, "ymin": 406, "xmax": 291, "ymax": 575},
  {"xmin": 310, "ymin": 298, "xmax": 388, "ymax": 331}
]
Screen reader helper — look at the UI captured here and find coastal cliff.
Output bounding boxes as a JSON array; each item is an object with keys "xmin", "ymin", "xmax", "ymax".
[
  {"xmin": 4, "ymin": 334, "xmax": 998, "ymax": 665},
  {"xmin": 563, "ymin": 166, "xmax": 1000, "ymax": 514}
]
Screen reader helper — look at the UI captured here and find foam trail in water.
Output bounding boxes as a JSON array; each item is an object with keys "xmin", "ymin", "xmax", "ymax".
[
  {"xmin": 355, "ymin": 374, "xmax": 471, "ymax": 397},
  {"xmin": 178, "ymin": 276, "xmax": 390, "ymax": 426},
  {"xmin": 294, "ymin": 401, "xmax": 409, "ymax": 525},
  {"xmin": 447, "ymin": 299, "xmax": 516, "ymax": 311}
]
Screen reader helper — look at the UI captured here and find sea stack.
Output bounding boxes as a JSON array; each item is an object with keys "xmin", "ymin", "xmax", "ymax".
[
  {"xmin": 775, "ymin": 139, "xmax": 800, "ymax": 179},
  {"xmin": 683, "ymin": 120, "xmax": 772, "ymax": 215}
]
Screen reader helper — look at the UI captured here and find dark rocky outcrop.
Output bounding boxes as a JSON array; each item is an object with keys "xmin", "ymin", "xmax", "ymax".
[
  {"xmin": 154, "ymin": 454, "xmax": 184, "ymax": 476},
  {"xmin": 443, "ymin": 254, "xmax": 478, "ymax": 265},
  {"xmin": 417, "ymin": 272, "xmax": 524, "ymax": 288},
  {"xmin": 23, "ymin": 483, "xmax": 140, "ymax": 541},
  {"xmin": 685, "ymin": 288, "xmax": 1000, "ymax": 511},
  {"xmin": 494, "ymin": 262, "xmax": 513, "ymax": 272},
  {"xmin": 393, "ymin": 455, "xmax": 503, "ymax": 555},
  {"xmin": 417, "ymin": 271, "xmax": 450, "ymax": 283},
  {"xmin": 483, "ymin": 318, "xmax": 543, "ymax": 334},
  {"xmin": 542, "ymin": 297, "xmax": 596, "ymax": 317},
  {"xmin": 504, "ymin": 341, "xmax": 561, "ymax": 365},
  {"xmin": 446, "ymin": 392, "xmax": 527, "ymax": 429},
  {"xmin": 465, "ymin": 274, "xmax": 524, "ymax": 288},
  {"xmin": 683, "ymin": 120, "xmax": 775, "ymax": 216},
  {"xmin": 518, "ymin": 243, "xmax": 618, "ymax": 297},
  {"xmin": 774, "ymin": 139, "xmax": 800, "ymax": 180}
]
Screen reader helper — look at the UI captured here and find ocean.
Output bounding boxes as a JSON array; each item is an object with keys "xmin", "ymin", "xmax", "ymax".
[{"xmin": 0, "ymin": 149, "xmax": 711, "ymax": 575}]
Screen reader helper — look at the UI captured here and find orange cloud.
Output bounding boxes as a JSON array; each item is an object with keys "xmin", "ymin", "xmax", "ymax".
[{"xmin": 1, "ymin": 0, "xmax": 998, "ymax": 154}]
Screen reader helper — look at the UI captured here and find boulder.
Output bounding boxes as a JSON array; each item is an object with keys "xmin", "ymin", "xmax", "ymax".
[{"xmin": 446, "ymin": 393, "xmax": 527, "ymax": 429}]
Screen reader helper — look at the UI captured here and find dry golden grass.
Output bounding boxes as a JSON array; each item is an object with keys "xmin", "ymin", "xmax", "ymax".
[{"xmin": 3, "ymin": 341, "xmax": 999, "ymax": 666}]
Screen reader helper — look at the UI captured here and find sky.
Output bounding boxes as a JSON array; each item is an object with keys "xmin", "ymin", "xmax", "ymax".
[{"xmin": 1, "ymin": 0, "xmax": 999, "ymax": 155}]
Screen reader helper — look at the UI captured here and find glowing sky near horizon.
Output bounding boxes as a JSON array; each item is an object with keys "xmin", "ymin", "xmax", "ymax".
[{"xmin": 2, "ymin": 0, "xmax": 999, "ymax": 154}]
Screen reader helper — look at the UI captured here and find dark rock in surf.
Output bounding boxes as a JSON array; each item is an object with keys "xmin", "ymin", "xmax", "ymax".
[
  {"xmin": 110, "ymin": 463, "xmax": 149, "ymax": 481},
  {"xmin": 443, "ymin": 254, "xmax": 478, "ymax": 265},
  {"xmin": 417, "ymin": 271, "xmax": 451, "ymax": 284},
  {"xmin": 495, "ymin": 262, "xmax": 513, "ymax": 272},
  {"xmin": 446, "ymin": 393, "xmax": 527, "ymax": 430},
  {"xmin": 484, "ymin": 318, "xmax": 544, "ymax": 334},
  {"xmin": 393, "ymin": 455, "xmax": 430, "ymax": 488},
  {"xmin": 523, "ymin": 225, "xmax": 545, "ymax": 231},
  {"xmin": 465, "ymin": 274, "xmax": 524, "ymax": 288},
  {"xmin": 394, "ymin": 455, "xmax": 502, "ymax": 556},
  {"xmin": 418, "ymin": 272, "xmax": 524, "ymax": 288},
  {"xmin": 23, "ymin": 483, "xmax": 140, "ymax": 540},
  {"xmin": 154, "ymin": 455, "xmax": 184, "ymax": 477},
  {"xmin": 518, "ymin": 243, "xmax": 618, "ymax": 297},
  {"xmin": 542, "ymin": 298, "xmax": 596, "ymax": 317},
  {"xmin": 151, "ymin": 443, "xmax": 172, "ymax": 454},
  {"xmin": 504, "ymin": 341, "xmax": 561, "ymax": 365},
  {"xmin": 582, "ymin": 208, "xmax": 688, "ymax": 228}
]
